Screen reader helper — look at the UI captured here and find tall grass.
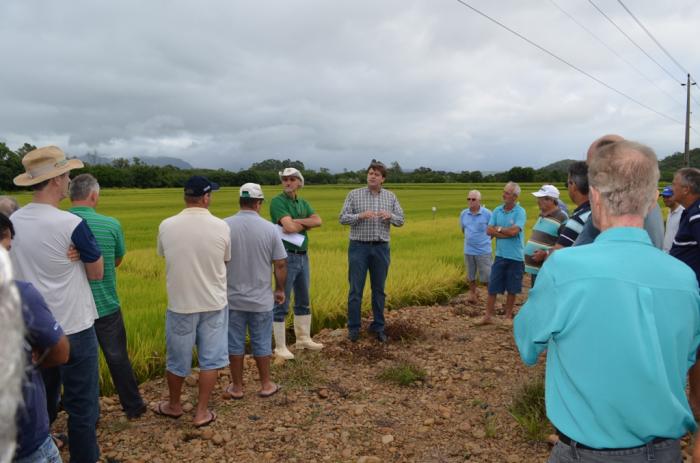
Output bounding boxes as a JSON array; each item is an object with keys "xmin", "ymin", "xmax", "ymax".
[{"xmin": 10, "ymin": 182, "xmax": 575, "ymax": 394}]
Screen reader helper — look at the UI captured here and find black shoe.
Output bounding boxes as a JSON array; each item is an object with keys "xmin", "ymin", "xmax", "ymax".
[
  {"xmin": 126, "ymin": 404, "xmax": 148, "ymax": 420},
  {"xmin": 376, "ymin": 331, "xmax": 388, "ymax": 343},
  {"xmin": 348, "ymin": 330, "xmax": 359, "ymax": 342}
]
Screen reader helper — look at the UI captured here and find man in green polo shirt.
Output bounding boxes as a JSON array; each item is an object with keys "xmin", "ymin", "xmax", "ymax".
[
  {"xmin": 269, "ymin": 167, "xmax": 323, "ymax": 360},
  {"xmin": 69, "ymin": 173, "xmax": 146, "ymax": 419}
]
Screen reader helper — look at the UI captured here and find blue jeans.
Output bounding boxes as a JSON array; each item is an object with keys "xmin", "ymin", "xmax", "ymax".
[
  {"xmin": 273, "ymin": 252, "xmax": 311, "ymax": 322},
  {"xmin": 12, "ymin": 435, "xmax": 61, "ymax": 463},
  {"xmin": 228, "ymin": 310, "xmax": 273, "ymax": 356},
  {"xmin": 548, "ymin": 439, "xmax": 681, "ymax": 462},
  {"xmin": 41, "ymin": 326, "xmax": 100, "ymax": 463},
  {"xmin": 347, "ymin": 241, "xmax": 390, "ymax": 334},
  {"xmin": 94, "ymin": 310, "xmax": 145, "ymax": 417}
]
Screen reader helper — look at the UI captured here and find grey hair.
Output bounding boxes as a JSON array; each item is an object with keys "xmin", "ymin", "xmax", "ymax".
[
  {"xmin": 0, "ymin": 248, "xmax": 24, "ymax": 462},
  {"xmin": 69, "ymin": 173, "xmax": 100, "ymax": 201},
  {"xmin": 588, "ymin": 140, "xmax": 659, "ymax": 217},
  {"xmin": 468, "ymin": 190, "xmax": 482, "ymax": 200},
  {"xmin": 675, "ymin": 167, "xmax": 700, "ymax": 195},
  {"xmin": 0, "ymin": 196, "xmax": 19, "ymax": 217},
  {"xmin": 505, "ymin": 181, "xmax": 521, "ymax": 196}
]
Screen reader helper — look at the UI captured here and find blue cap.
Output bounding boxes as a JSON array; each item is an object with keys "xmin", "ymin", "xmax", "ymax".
[
  {"xmin": 184, "ymin": 176, "xmax": 219, "ymax": 196},
  {"xmin": 661, "ymin": 185, "xmax": 673, "ymax": 197}
]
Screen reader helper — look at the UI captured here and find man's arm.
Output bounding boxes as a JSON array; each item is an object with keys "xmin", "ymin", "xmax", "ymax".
[
  {"xmin": 19, "ymin": 282, "xmax": 70, "ymax": 368},
  {"xmin": 37, "ymin": 335, "xmax": 69, "ymax": 367},
  {"xmin": 294, "ymin": 214, "xmax": 322, "ymax": 229},
  {"xmin": 388, "ymin": 195, "xmax": 404, "ymax": 227},
  {"xmin": 85, "ymin": 257, "xmax": 104, "ymax": 281},
  {"xmin": 339, "ymin": 191, "xmax": 360, "ymax": 225},
  {"xmin": 272, "ymin": 258, "xmax": 287, "ymax": 305},
  {"xmin": 71, "ymin": 220, "xmax": 104, "ymax": 280},
  {"xmin": 488, "ymin": 225, "xmax": 521, "ymax": 239}
]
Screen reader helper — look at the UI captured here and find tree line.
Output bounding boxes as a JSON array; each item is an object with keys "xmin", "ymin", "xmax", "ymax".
[{"xmin": 1, "ymin": 142, "xmax": 693, "ymax": 191}]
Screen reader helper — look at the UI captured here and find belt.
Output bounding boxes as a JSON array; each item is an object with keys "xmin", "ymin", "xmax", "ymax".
[
  {"xmin": 556, "ymin": 430, "xmax": 671, "ymax": 451},
  {"xmin": 352, "ymin": 240, "xmax": 387, "ymax": 245},
  {"xmin": 287, "ymin": 249, "xmax": 307, "ymax": 255}
]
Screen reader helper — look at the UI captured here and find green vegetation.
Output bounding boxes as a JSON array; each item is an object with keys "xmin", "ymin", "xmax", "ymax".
[
  {"xmin": 272, "ymin": 352, "xmax": 326, "ymax": 390},
  {"xmin": 510, "ymin": 375, "xmax": 551, "ymax": 442},
  {"xmin": 377, "ymin": 361, "xmax": 427, "ymax": 386}
]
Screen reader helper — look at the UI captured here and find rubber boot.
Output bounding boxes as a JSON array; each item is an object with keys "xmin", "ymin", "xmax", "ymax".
[
  {"xmin": 294, "ymin": 314, "xmax": 324, "ymax": 351},
  {"xmin": 273, "ymin": 322, "xmax": 294, "ymax": 360}
]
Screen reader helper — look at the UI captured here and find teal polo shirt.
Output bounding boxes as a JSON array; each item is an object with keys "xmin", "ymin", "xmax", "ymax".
[
  {"xmin": 488, "ymin": 203, "xmax": 526, "ymax": 261},
  {"xmin": 514, "ymin": 227, "xmax": 700, "ymax": 448},
  {"xmin": 269, "ymin": 192, "xmax": 315, "ymax": 252}
]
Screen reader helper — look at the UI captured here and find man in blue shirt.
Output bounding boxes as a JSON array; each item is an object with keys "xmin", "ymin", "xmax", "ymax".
[
  {"xmin": 479, "ymin": 181, "xmax": 526, "ymax": 324},
  {"xmin": 459, "ymin": 190, "xmax": 492, "ymax": 303},
  {"xmin": 515, "ymin": 140, "xmax": 700, "ymax": 462}
]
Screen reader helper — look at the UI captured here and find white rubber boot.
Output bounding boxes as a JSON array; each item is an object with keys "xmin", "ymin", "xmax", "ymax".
[
  {"xmin": 273, "ymin": 322, "xmax": 295, "ymax": 360},
  {"xmin": 294, "ymin": 314, "xmax": 324, "ymax": 351}
]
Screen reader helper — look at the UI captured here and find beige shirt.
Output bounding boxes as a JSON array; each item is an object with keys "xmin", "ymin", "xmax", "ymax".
[{"xmin": 157, "ymin": 207, "xmax": 231, "ymax": 314}]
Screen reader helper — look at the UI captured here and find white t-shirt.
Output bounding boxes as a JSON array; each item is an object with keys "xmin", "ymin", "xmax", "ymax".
[
  {"xmin": 157, "ymin": 207, "xmax": 231, "ymax": 314},
  {"xmin": 663, "ymin": 205, "xmax": 685, "ymax": 253},
  {"xmin": 10, "ymin": 202, "xmax": 98, "ymax": 335}
]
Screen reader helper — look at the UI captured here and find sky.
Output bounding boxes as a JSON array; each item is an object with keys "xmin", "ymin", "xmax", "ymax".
[{"xmin": 1, "ymin": 0, "xmax": 699, "ymax": 172}]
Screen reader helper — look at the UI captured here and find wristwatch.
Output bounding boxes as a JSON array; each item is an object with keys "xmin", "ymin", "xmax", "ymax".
[{"xmin": 497, "ymin": 226, "xmax": 502, "ymax": 233}]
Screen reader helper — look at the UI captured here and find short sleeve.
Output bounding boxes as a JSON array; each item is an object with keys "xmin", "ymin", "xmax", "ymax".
[
  {"xmin": 514, "ymin": 208, "xmax": 526, "ymax": 231},
  {"xmin": 17, "ymin": 281, "xmax": 64, "ymax": 351},
  {"xmin": 488, "ymin": 210, "xmax": 497, "ymax": 226},
  {"xmin": 71, "ymin": 220, "xmax": 102, "ymax": 263},
  {"xmin": 270, "ymin": 197, "xmax": 289, "ymax": 225}
]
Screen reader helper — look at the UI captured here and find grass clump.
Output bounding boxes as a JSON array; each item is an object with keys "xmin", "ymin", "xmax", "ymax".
[
  {"xmin": 272, "ymin": 352, "xmax": 326, "ymax": 389},
  {"xmin": 377, "ymin": 361, "xmax": 426, "ymax": 386},
  {"xmin": 509, "ymin": 376, "xmax": 552, "ymax": 441}
]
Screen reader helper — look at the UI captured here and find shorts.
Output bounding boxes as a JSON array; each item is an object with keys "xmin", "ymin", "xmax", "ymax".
[
  {"xmin": 228, "ymin": 309, "xmax": 273, "ymax": 357},
  {"xmin": 465, "ymin": 254, "xmax": 492, "ymax": 283},
  {"xmin": 166, "ymin": 309, "xmax": 229, "ymax": 377},
  {"xmin": 488, "ymin": 256, "xmax": 524, "ymax": 295}
]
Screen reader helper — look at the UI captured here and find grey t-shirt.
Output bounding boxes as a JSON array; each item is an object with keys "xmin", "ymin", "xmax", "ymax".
[
  {"xmin": 573, "ymin": 204, "xmax": 665, "ymax": 249},
  {"xmin": 225, "ymin": 210, "xmax": 287, "ymax": 312}
]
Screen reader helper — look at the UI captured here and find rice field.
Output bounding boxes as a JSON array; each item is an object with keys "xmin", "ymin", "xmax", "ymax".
[{"xmin": 10, "ymin": 182, "xmax": 597, "ymax": 393}]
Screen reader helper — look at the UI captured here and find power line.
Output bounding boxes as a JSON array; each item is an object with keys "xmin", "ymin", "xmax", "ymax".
[
  {"xmin": 587, "ymin": 0, "xmax": 681, "ymax": 84},
  {"xmin": 548, "ymin": 0, "xmax": 684, "ymax": 109},
  {"xmin": 452, "ymin": 0, "xmax": 684, "ymax": 125},
  {"xmin": 615, "ymin": 0, "xmax": 689, "ymax": 76}
]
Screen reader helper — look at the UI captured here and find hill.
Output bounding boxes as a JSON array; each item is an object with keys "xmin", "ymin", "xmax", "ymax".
[
  {"xmin": 658, "ymin": 148, "xmax": 700, "ymax": 172},
  {"xmin": 538, "ymin": 159, "xmax": 577, "ymax": 173},
  {"xmin": 79, "ymin": 153, "xmax": 193, "ymax": 169}
]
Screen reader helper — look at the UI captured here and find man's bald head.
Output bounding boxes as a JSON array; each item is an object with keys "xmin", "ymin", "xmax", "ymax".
[{"xmin": 587, "ymin": 134, "xmax": 624, "ymax": 163}]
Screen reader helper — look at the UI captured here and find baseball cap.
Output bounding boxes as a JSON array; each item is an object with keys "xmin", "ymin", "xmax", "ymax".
[
  {"xmin": 240, "ymin": 183, "xmax": 264, "ymax": 199},
  {"xmin": 279, "ymin": 167, "xmax": 305, "ymax": 186},
  {"xmin": 661, "ymin": 186, "xmax": 674, "ymax": 197},
  {"xmin": 184, "ymin": 176, "xmax": 219, "ymax": 196},
  {"xmin": 532, "ymin": 184, "xmax": 560, "ymax": 199}
]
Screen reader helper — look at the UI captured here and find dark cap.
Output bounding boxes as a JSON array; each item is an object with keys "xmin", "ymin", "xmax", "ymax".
[{"xmin": 184, "ymin": 176, "xmax": 219, "ymax": 196}]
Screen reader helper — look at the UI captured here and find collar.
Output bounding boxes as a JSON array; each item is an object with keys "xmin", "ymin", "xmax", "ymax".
[
  {"xmin": 595, "ymin": 227, "xmax": 652, "ymax": 245},
  {"xmin": 69, "ymin": 205, "xmax": 95, "ymax": 212},
  {"xmin": 573, "ymin": 201, "xmax": 591, "ymax": 214},
  {"xmin": 181, "ymin": 207, "xmax": 211, "ymax": 214}
]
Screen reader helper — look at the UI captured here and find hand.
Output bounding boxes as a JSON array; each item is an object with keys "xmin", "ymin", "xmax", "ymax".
[
  {"xmin": 377, "ymin": 210, "xmax": 392, "ymax": 220},
  {"xmin": 67, "ymin": 245, "xmax": 80, "ymax": 262},
  {"xmin": 358, "ymin": 210, "xmax": 376, "ymax": 220},
  {"xmin": 531, "ymin": 250, "xmax": 547, "ymax": 263},
  {"xmin": 274, "ymin": 289, "xmax": 286, "ymax": 305}
]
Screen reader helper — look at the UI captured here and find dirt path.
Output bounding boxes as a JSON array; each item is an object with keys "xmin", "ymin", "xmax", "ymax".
[{"xmin": 56, "ymin": 290, "xmax": 555, "ymax": 462}]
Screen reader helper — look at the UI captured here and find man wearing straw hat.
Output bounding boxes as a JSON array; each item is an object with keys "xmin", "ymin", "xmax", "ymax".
[
  {"xmin": 269, "ymin": 167, "xmax": 323, "ymax": 360},
  {"xmin": 10, "ymin": 145, "xmax": 104, "ymax": 462}
]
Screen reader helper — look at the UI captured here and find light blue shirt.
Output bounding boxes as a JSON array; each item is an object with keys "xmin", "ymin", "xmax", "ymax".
[
  {"xmin": 459, "ymin": 206, "xmax": 492, "ymax": 256},
  {"xmin": 488, "ymin": 203, "xmax": 526, "ymax": 261},
  {"xmin": 514, "ymin": 227, "xmax": 700, "ymax": 448}
]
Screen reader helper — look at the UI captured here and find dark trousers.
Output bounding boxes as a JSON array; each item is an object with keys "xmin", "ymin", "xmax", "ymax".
[
  {"xmin": 347, "ymin": 241, "xmax": 390, "ymax": 333},
  {"xmin": 94, "ymin": 310, "xmax": 144, "ymax": 417},
  {"xmin": 42, "ymin": 326, "xmax": 100, "ymax": 463}
]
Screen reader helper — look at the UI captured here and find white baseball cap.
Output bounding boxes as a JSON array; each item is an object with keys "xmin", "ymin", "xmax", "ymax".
[
  {"xmin": 532, "ymin": 184, "xmax": 560, "ymax": 199},
  {"xmin": 239, "ymin": 183, "xmax": 264, "ymax": 199},
  {"xmin": 279, "ymin": 167, "xmax": 305, "ymax": 186}
]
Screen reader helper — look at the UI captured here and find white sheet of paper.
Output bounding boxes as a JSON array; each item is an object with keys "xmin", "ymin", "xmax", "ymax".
[{"xmin": 276, "ymin": 225, "xmax": 305, "ymax": 247}]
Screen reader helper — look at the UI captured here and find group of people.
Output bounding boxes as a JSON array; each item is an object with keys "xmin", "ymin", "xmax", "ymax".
[
  {"xmin": 1, "ymin": 147, "xmax": 404, "ymax": 462},
  {"xmin": 459, "ymin": 135, "xmax": 700, "ymax": 462}
]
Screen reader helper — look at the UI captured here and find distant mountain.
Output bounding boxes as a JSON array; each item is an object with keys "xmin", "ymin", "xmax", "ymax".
[
  {"xmin": 79, "ymin": 153, "xmax": 193, "ymax": 169},
  {"xmin": 539, "ymin": 159, "xmax": 578, "ymax": 173}
]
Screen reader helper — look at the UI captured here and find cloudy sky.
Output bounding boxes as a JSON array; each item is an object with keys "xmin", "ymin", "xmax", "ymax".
[{"xmin": 1, "ymin": 0, "xmax": 699, "ymax": 172}]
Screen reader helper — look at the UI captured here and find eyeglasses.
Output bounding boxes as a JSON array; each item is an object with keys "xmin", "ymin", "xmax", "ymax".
[{"xmin": 467, "ymin": 198, "xmax": 478, "ymax": 201}]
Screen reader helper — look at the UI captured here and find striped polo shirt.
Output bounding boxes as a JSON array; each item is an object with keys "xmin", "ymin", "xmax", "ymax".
[
  {"xmin": 524, "ymin": 207, "xmax": 568, "ymax": 274},
  {"xmin": 556, "ymin": 201, "xmax": 591, "ymax": 248},
  {"xmin": 69, "ymin": 206, "xmax": 126, "ymax": 317},
  {"xmin": 670, "ymin": 198, "xmax": 700, "ymax": 287}
]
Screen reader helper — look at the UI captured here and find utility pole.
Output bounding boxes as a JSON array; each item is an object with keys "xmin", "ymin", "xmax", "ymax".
[{"xmin": 682, "ymin": 73, "xmax": 696, "ymax": 167}]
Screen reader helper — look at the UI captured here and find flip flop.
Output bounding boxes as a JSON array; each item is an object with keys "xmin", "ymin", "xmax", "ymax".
[
  {"xmin": 193, "ymin": 410, "xmax": 217, "ymax": 428},
  {"xmin": 224, "ymin": 384, "xmax": 244, "ymax": 400},
  {"xmin": 258, "ymin": 383, "xmax": 282, "ymax": 398},
  {"xmin": 153, "ymin": 401, "xmax": 183, "ymax": 419},
  {"xmin": 51, "ymin": 433, "xmax": 68, "ymax": 451}
]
